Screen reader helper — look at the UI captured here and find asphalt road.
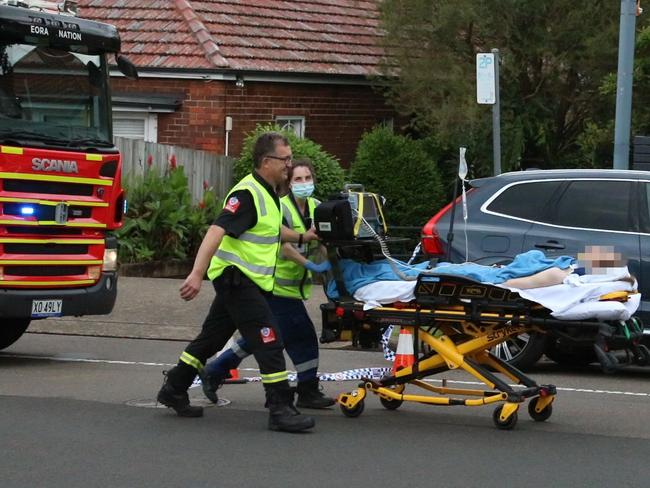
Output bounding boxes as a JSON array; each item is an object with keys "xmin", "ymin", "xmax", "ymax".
[
  {"xmin": 2, "ymin": 277, "xmax": 650, "ymax": 487},
  {"xmin": 2, "ymin": 334, "xmax": 650, "ymax": 487}
]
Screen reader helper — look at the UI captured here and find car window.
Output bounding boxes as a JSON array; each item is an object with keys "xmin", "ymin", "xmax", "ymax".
[
  {"xmin": 640, "ymin": 182, "xmax": 650, "ymax": 233},
  {"xmin": 552, "ymin": 180, "xmax": 632, "ymax": 232},
  {"xmin": 486, "ymin": 181, "xmax": 563, "ymax": 220}
]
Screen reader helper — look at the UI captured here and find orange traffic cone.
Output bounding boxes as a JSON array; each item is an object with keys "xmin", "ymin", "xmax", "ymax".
[
  {"xmin": 393, "ymin": 327, "xmax": 415, "ymax": 373},
  {"xmin": 217, "ymin": 336, "xmax": 242, "ymax": 383}
]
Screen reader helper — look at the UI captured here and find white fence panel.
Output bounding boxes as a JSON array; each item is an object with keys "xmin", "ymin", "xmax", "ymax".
[{"xmin": 115, "ymin": 137, "xmax": 234, "ymax": 203}]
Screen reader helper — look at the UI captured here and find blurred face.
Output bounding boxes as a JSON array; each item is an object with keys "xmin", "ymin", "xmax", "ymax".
[{"xmin": 577, "ymin": 245, "xmax": 626, "ymax": 274}]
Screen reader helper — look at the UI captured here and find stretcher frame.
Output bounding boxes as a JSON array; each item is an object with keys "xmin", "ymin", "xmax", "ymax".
[{"xmin": 323, "ymin": 250, "xmax": 646, "ymax": 430}]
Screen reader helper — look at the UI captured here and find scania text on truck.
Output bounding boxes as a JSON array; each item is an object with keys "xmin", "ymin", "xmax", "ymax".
[{"xmin": 0, "ymin": 0, "xmax": 137, "ymax": 349}]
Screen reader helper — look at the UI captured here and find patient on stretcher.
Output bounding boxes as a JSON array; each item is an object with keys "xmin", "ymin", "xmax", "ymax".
[{"xmin": 327, "ymin": 248, "xmax": 640, "ymax": 321}]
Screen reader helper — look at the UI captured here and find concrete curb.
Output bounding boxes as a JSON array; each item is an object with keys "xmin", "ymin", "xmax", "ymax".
[{"xmin": 25, "ymin": 276, "xmax": 351, "ymax": 349}]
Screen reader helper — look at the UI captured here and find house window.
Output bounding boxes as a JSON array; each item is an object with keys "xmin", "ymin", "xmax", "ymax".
[
  {"xmin": 276, "ymin": 116, "xmax": 305, "ymax": 138},
  {"xmin": 113, "ymin": 112, "xmax": 158, "ymax": 142}
]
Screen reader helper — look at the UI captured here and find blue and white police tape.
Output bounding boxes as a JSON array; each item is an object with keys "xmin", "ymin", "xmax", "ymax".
[
  {"xmin": 191, "ymin": 366, "xmax": 394, "ymax": 387},
  {"xmin": 191, "ymin": 324, "xmax": 399, "ymax": 388},
  {"xmin": 381, "ymin": 324, "xmax": 396, "ymax": 362}
]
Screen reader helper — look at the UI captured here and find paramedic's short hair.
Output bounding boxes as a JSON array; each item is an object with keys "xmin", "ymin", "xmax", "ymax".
[{"xmin": 253, "ymin": 132, "xmax": 290, "ymax": 169}]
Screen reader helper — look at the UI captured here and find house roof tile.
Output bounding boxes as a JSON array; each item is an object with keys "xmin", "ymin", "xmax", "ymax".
[{"xmin": 78, "ymin": 0, "xmax": 384, "ymax": 76}]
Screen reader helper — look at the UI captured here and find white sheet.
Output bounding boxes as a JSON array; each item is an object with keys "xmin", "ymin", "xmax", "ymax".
[{"xmin": 352, "ymin": 273, "xmax": 641, "ymax": 321}]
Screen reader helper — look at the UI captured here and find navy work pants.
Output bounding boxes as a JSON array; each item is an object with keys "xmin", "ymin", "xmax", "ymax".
[{"xmin": 204, "ymin": 294, "xmax": 319, "ymax": 383}]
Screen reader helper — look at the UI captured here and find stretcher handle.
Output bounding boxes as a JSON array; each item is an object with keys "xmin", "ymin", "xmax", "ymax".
[{"xmin": 343, "ymin": 183, "xmax": 365, "ymax": 192}]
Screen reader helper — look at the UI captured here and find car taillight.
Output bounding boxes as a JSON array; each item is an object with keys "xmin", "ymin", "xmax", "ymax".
[
  {"xmin": 420, "ymin": 194, "xmax": 466, "ymax": 256},
  {"xmin": 421, "ymin": 228, "xmax": 445, "ymax": 256}
]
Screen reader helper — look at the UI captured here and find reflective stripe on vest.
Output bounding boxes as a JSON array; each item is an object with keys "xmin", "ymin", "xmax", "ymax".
[
  {"xmin": 214, "ymin": 249, "xmax": 276, "ymax": 276},
  {"xmin": 207, "ymin": 174, "xmax": 281, "ymax": 291},
  {"xmin": 238, "ymin": 231, "xmax": 279, "ymax": 245},
  {"xmin": 274, "ymin": 277, "xmax": 312, "ymax": 287},
  {"xmin": 273, "ymin": 196, "xmax": 318, "ymax": 299},
  {"xmin": 237, "ymin": 180, "xmax": 267, "ymax": 216}
]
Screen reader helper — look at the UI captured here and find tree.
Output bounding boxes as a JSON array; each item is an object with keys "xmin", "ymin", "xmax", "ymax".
[
  {"xmin": 234, "ymin": 123, "xmax": 345, "ymax": 201},
  {"xmin": 350, "ymin": 126, "xmax": 445, "ymax": 226},
  {"xmin": 377, "ymin": 0, "xmax": 632, "ymax": 174}
]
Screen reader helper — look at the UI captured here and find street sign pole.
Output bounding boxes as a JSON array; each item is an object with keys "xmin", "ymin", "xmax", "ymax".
[
  {"xmin": 476, "ymin": 50, "xmax": 501, "ymax": 175},
  {"xmin": 491, "ymin": 48, "xmax": 501, "ymax": 175},
  {"xmin": 613, "ymin": 0, "xmax": 638, "ymax": 170}
]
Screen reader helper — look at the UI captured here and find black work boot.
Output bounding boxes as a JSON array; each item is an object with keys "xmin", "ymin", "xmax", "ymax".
[
  {"xmin": 266, "ymin": 384, "xmax": 315, "ymax": 433},
  {"xmin": 198, "ymin": 370, "xmax": 225, "ymax": 404},
  {"xmin": 296, "ymin": 378, "xmax": 336, "ymax": 409},
  {"xmin": 156, "ymin": 369, "xmax": 203, "ymax": 418}
]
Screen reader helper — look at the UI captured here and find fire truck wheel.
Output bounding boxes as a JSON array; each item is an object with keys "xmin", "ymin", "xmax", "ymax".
[{"xmin": 0, "ymin": 318, "xmax": 30, "ymax": 350}]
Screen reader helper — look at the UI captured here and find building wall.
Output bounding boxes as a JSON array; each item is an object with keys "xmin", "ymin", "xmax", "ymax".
[{"xmin": 111, "ymin": 77, "xmax": 396, "ymax": 167}]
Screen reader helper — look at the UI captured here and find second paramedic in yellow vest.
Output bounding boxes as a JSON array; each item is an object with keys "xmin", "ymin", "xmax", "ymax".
[
  {"xmin": 156, "ymin": 132, "xmax": 319, "ymax": 433},
  {"xmin": 200, "ymin": 160, "xmax": 335, "ymax": 409}
]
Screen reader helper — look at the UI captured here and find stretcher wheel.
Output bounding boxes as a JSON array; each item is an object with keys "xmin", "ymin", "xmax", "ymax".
[
  {"xmin": 527, "ymin": 397, "xmax": 553, "ymax": 422},
  {"xmin": 340, "ymin": 399, "xmax": 365, "ymax": 418},
  {"xmin": 379, "ymin": 396, "xmax": 403, "ymax": 410},
  {"xmin": 492, "ymin": 405, "xmax": 518, "ymax": 430}
]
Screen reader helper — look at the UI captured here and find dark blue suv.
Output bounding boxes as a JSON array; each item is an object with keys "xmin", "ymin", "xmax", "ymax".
[{"xmin": 421, "ymin": 169, "xmax": 650, "ymax": 369}]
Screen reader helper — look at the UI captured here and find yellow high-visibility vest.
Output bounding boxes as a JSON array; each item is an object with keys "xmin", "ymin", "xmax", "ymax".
[
  {"xmin": 273, "ymin": 195, "xmax": 319, "ymax": 299},
  {"xmin": 207, "ymin": 174, "xmax": 281, "ymax": 291}
]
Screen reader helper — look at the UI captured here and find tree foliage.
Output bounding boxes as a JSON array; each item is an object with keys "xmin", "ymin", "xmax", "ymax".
[
  {"xmin": 350, "ymin": 126, "xmax": 445, "ymax": 226},
  {"xmin": 377, "ymin": 0, "xmax": 643, "ymax": 174},
  {"xmin": 234, "ymin": 123, "xmax": 345, "ymax": 200}
]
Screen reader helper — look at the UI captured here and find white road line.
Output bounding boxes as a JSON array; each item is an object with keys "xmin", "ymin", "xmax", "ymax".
[
  {"xmin": 0, "ymin": 353, "xmax": 174, "ymax": 368},
  {"xmin": 3, "ymin": 353, "xmax": 649, "ymax": 398}
]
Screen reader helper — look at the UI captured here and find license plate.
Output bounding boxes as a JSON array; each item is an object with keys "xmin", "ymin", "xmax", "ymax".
[{"xmin": 31, "ymin": 299, "xmax": 63, "ymax": 317}]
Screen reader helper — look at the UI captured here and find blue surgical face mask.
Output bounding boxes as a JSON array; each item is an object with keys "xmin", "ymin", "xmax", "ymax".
[{"xmin": 291, "ymin": 182, "xmax": 314, "ymax": 199}]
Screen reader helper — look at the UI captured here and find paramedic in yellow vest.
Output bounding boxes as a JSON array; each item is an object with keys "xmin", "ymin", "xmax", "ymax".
[
  {"xmin": 156, "ymin": 132, "xmax": 318, "ymax": 433},
  {"xmin": 200, "ymin": 160, "xmax": 335, "ymax": 409}
]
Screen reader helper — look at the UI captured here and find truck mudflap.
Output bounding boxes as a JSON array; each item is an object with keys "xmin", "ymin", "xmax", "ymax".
[{"xmin": 0, "ymin": 272, "xmax": 118, "ymax": 319}]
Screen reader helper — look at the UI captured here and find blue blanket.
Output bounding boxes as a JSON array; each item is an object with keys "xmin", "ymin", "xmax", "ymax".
[{"xmin": 326, "ymin": 250, "xmax": 575, "ymax": 299}]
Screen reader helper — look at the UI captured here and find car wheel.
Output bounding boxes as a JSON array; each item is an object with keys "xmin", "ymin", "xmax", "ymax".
[
  {"xmin": 0, "ymin": 318, "xmax": 30, "ymax": 350},
  {"xmin": 490, "ymin": 332, "xmax": 546, "ymax": 371}
]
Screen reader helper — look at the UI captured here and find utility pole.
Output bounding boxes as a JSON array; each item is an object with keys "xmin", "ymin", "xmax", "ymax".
[{"xmin": 613, "ymin": 0, "xmax": 638, "ymax": 169}]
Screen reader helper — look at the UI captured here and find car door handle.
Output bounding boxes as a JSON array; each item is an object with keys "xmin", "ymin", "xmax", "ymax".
[{"xmin": 534, "ymin": 241, "xmax": 566, "ymax": 250}]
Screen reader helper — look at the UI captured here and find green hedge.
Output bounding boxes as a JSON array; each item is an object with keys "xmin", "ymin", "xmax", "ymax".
[
  {"xmin": 233, "ymin": 123, "xmax": 345, "ymax": 200},
  {"xmin": 349, "ymin": 126, "xmax": 445, "ymax": 226}
]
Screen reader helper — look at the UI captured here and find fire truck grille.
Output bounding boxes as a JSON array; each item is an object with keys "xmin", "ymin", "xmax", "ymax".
[
  {"xmin": 3, "ymin": 203, "xmax": 92, "ymax": 219},
  {"xmin": 5, "ymin": 265, "xmax": 86, "ymax": 276},
  {"xmin": 4, "ymin": 179, "xmax": 94, "ymax": 196},
  {"xmin": 6, "ymin": 226, "xmax": 82, "ymax": 235},
  {"xmin": 4, "ymin": 244, "xmax": 89, "ymax": 255}
]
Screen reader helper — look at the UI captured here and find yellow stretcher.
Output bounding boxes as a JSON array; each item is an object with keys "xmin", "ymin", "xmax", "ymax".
[{"xmin": 324, "ymin": 273, "xmax": 646, "ymax": 430}]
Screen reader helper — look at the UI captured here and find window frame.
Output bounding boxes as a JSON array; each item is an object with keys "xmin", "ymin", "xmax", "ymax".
[
  {"xmin": 275, "ymin": 115, "xmax": 305, "ymax": 138},
  {"xmin": 481, "ymin": 177, "xmax": 643, "ymax": 236},
  {"xmin": 112, "ymin": 111, "xmax": 158, "ymax": 142}
]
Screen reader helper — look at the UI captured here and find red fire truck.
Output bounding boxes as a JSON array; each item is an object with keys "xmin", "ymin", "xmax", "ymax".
[{"xmin": 0, "ymin": 0, "xmax": 137, "ymax": 349}]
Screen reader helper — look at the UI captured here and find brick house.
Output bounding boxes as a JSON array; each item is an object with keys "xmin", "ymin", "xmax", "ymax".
[{"xmin": 78, "ymin": 0, "xmax": 396, "ymax": 167}]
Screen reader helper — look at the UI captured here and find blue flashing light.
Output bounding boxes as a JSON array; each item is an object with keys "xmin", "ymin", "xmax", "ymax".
[
  {"xmin": 123, "ymin": 199, "xmax": 128, "ymax": 214},
  {"xmin": 20, "ymin": 206, "xmax": 35, "ymax": 216}
]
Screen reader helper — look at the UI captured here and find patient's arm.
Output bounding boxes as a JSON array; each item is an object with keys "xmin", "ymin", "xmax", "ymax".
[{"xmin": 502, "ymin": 267, "xmax": 571, "ymax": 289}]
